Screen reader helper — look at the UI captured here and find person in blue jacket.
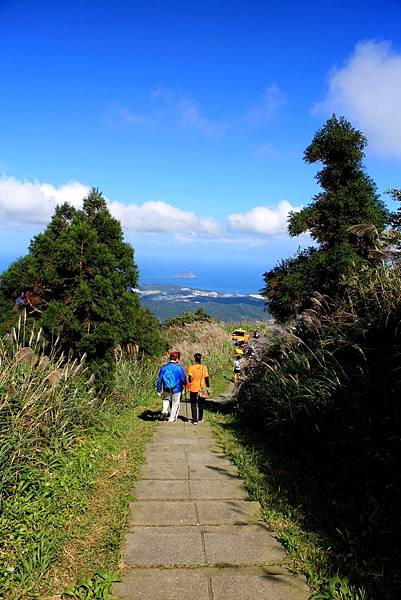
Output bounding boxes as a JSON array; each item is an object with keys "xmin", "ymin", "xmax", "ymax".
[{"xmin": 157, "ymin": 351, "xmax": 187, "ymax": 422}]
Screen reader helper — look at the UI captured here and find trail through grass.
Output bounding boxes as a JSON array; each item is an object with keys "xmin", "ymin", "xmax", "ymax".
[{"xmin": 1, "ymin": 320, "xmax": 233, "ymax": 599}]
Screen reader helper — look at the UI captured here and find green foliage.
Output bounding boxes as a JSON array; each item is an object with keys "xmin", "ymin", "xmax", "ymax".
[
  {"xmin": 63, "ymin": 569, "xmax": 121, "ymax": 599},
  {"xmin": 0, "ymin": 345, "xmax": 158, "ymax": 598},
  {"xmin": 0, "ymin": 188, "xmax": 163, "ymax": 390},
  {"xmin": 292, "ymin": 114, "xmax": 386, "ymax": 247},
  {"xmin": 311, "ymin": 576, "xmax": 367, "ymax": 600},
  {"xmin": 162, "ymin": 307, "xmax": 214, "ymax": 328},
  {"xmin": 263, "ymin": 115, "xmax": 388, "ymax": 321},
  {"xmin": 0, "ymin": 314, "xmax": 96, "ymax": 497},
  {"xmin": 209, "ymin": 411, "xmax": 368, "ymax": 600},
  {"xmin": 235, "ymin": 263, "xmax": 401, "ymax": 598}
]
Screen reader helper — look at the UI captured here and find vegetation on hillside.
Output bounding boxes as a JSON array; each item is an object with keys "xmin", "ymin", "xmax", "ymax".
[
  {"xmin": 162, "ymin": 307, "xmax": 214, "ymax": 328},
  {"xmin": 3, "ymin": 116, "xmax": 401, "ymax": 599}
]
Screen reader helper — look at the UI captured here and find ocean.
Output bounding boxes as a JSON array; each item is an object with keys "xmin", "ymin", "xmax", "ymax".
[
  {"xmin": 0, "ymin": 255, "xmax": 267, "ymax": 296},
  {"xmin": 138, "ymin": 260, "xmax": 266, "ymax": 295}
]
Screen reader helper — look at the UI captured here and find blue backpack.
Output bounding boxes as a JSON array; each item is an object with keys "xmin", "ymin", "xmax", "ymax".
[{"xmin": 162, "ymin": 364, "xmax": 178, "ymax": 391}]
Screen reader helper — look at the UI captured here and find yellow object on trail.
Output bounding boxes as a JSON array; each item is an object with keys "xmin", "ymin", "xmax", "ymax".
[{"xmin": 231, "ymin": 328, "xmax": 249, "ymax": 344}]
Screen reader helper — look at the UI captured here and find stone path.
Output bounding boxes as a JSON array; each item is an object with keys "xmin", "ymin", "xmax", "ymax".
[{"xmin": 114, "ymin": 411, "xmax": 309, "ymax": 600}]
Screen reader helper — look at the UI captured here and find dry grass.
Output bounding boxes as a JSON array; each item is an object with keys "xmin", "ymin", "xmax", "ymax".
[{"xmin": 165, "ymin": 321, "xmax": 231, "ymax": 362}]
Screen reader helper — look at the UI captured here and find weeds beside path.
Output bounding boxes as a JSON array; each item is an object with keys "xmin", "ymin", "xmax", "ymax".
[
  {"xmin": 46, "ymin": 400, "xmax": 159, "ymax": 597},
  {"xmin": 207, "ymin": 408, "xmax": 368, "ymax": 600},
  {"xmin": 0, "ymin": 320, "xmax": 233, "ymax": 599},
  {"xmin": 0, "ymin": 359, "xmax": 159, "ymax": 599}
]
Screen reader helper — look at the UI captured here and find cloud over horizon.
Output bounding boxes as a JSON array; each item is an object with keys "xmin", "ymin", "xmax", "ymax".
[
  {"xmin": 314, "ymin": 40, "xmax": 401, "ymax": 159},
  {"xmin": 0, "ymin": 177, "xmax": 222, "ymax": 238},
  {"xmin": 227, "ymin": 200, "xmax": 301, "ymax": 236},
  {"xmin": 0, "ymin": 176, "xmax": 305, "ymax": 249}
]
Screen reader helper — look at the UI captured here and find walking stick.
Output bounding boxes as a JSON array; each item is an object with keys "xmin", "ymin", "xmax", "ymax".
[{"xmin": 184, "ymin": 387, "xmax": 188, "ymax": 421}]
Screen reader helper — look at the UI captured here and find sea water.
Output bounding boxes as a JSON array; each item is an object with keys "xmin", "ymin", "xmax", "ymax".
[{"xmin": 0, "ymin": 255, "xmax": 267, "ymax": 296}]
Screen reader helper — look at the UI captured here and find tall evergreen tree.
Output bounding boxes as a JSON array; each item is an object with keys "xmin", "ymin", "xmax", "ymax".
[
  {"xmin": 0, "ymin": 188, "xmax": 164, "ymax": 389},
  {"xmin": 263, "ymin": 115, "xmax": 388, "ymax": 322}
]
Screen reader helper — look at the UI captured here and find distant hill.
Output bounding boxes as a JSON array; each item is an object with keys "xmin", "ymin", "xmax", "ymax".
[{"xmin": 134, "ymin": 283, "xmax": 270, "ymax": 323}]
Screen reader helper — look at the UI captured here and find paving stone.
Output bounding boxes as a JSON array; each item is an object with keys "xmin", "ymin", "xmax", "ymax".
[
  {"xmin": 128, "ymin": 501, "xmax": 197, "ymax": 527},
  {"xmin": 196, "ymin": 500, "xmax": 261, "ymax": 525},
  {"xmin": 204, "ymin": 525, "xmax": 286, "ymax": 564},
  {"xmin": 145, "ymin": 453, "xmax": 188, "ymax": 465},
  {"xmin": 140, "ymin": 463, "xmax": 189, "ymax": 480},
  {"xmin": 134, "ymin": 480, "xmax": 190, "ymax": 500},
  {"xmin": 146, "ymin": 442, "xmax": 213, "ymax": 452},
  {"xmin": 117, "ymin": 395, "xmax": 310, "ymax": 598},
  {"xmin": 144, "ymin": 448, "xmax": 185, "ymax": 462},
  {"xmin": 190, "ymin": 480, "xmax": 248, "ymax": 500},
  {"xmin": 190, "ymin": 463, "xmax": 238, "ymax": 480},
  {"xmin": 211, "ymin": 571, "xmax": 309, "ymax": 600},
  {"xmin": 113, "ymin": 569, "xmax": 209, "ymax": 600},
  {"xmin": 149, "ymin": 438, "xmax": 213, "ymax": 447},
  {"xmin": 123, "ymin": 527, "xmax": 205, "ymax": 565}
]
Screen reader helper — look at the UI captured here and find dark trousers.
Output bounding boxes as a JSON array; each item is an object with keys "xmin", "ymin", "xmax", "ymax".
[{"xmin": 190, "ymin": 391, "xmax": 204, "ymax": 422}]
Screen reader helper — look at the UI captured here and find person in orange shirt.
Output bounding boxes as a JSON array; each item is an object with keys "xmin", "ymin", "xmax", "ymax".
[{"xmin": 187, "ymin": 353, "xmax": 210, "ymax": 424}]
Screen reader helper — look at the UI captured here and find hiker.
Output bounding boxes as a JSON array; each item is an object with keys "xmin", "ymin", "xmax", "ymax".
[
  {"xmin": 157, "ymin": 351, "xmax": 186, "ymax": 422},
  {"xmin": 187, "ymin": 353, "xmax": 210, "ymax": 425},
  {"xmin": 233, "ymin": 355, "xmax": 241, "ymax": 384}
]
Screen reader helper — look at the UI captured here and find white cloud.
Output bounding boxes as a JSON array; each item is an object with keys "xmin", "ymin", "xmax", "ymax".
[
  {"xmin": 108, "ymin": 199, "xmax": 222, "ymax": 236},
  {"xmin": 314, "ymin": 40, "xmax": 401, "ymax": 158},
  {"xmin": 0, "ymin": 177, "xmax": 303, "ymax": 245},
  {"xmin": 0, "ymin": 176, "xmax": 222, "ymax": 238},
  {"xmin": 227, "ymin": 200, "xmax": 301, "ymax": 236},
  {"xmin": 245, "ymin": 84, "xmax": 287, "ymax": 126},
  {"xmin": 0, "ymin": 177, "xmax": 89, "ymax": 226}
]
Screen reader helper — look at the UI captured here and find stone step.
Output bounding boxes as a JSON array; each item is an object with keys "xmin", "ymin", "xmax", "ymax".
[
  {"xmin": 139, "ymin": 463, "xmax": 238, "ymax": 480},
  {"xmin": 114, "ymin": 566, "xmax": 309, "ymax": 600},
  {"xmin": 123, "ymin": 525, "xmax": 286, "ymax": 567},
  {"xmin": 128, "ymin": 499, "xmax": 261, "ymax": 527},
  {"xmin": 133, "ymin": 479, "xmax": 248, "ymax": 500},
  {"xmin": 115, "ymin": 394, "xmax": 310, "ymax": 599}
]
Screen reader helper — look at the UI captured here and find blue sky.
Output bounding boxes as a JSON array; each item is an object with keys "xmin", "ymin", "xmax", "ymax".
[{"xmin": 1, "ymin": 0, "xmax": 401, "ymax": 288}]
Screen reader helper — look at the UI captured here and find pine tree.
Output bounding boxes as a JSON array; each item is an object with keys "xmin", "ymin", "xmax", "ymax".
[
  {"xmin": 0, "ymin": 188, "xmax": 164, "ymax": 389},
  {"xmin": 263, "ymin": 116, "xmax": 388, "ymax": 321}
]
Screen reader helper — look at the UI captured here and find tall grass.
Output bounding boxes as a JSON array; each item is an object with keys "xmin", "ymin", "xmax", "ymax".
[
  {"xmin": 0, "ymin": 313, "xmax": 160, "ymax": 598},
  {"xmin": 164, "ymin": 321, "xmax": 233, "ymax": 391},
  {"xmin": 0, "ymin": 313, "xmax": 96, "ymax": 496},
  {"xmin": 0, "ymin": 317, "xmax": 233, "ymax": 598},
  {"xmin": 233, "ymin": 264, "xmax": 401, "ymax": 599}
]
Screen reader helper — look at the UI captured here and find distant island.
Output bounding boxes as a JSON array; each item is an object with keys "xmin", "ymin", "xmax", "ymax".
[{"xmin": 173, "ymin": 271, "xmax": 196, "ymax": 279}]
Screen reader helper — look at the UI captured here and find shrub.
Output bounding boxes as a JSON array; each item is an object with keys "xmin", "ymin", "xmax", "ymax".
[{"xmin": 162, "ymin": 307, "xmax": 213, "ymax": 328}]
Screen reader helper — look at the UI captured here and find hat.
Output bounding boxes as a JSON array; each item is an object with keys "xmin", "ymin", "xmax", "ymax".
[{"xmin": 169, "ymin": 351, "xmax": 180, "ymax": 360}]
